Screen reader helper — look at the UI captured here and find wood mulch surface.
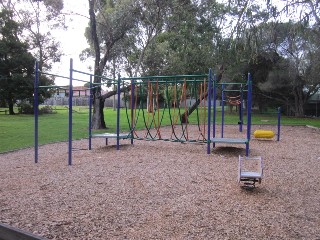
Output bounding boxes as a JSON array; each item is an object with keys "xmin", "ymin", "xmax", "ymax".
[{"xmin": 0, "ymin": 125, "xmax": 320, "ymax": 239}]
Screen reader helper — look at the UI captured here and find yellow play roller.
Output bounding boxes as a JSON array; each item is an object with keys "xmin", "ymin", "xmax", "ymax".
[{"xmin": 254, "ymin": 130, "xmax": 275, "ymax": 139}]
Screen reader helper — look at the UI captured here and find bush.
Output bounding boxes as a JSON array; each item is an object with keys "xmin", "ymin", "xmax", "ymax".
[
  {"xmin": 17, "ymin": 102, "xmax": 56, "ymax": 114},
  {"xmin": 39, "ymin": 105, "xmax": 56, "ymax": 114},
  {"xmin": 17, "ymin": 102, "xmax": 34, "ymax": 114}
]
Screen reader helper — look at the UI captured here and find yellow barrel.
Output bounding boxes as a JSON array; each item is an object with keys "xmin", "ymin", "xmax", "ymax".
[{"xmin": 254, "ymin": 130, "xmax": 275, "ymax": 139}]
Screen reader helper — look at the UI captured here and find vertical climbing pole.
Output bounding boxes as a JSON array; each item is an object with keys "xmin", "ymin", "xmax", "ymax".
[
  {"xmin": 68, "ymin": 58, "xmax": 73, "ymax": 165},
  {"xmin": 88, "ymin": 75, "xmax": 93, "ymax": 150},
  {"xmin": 239, "ymin": 84, "xmax": 244, "ymax": 132},
  {"xmin": 116, "ymin": 74, "xmax": 121, "ymax": 150},
  {"xmin": 277, "ymin": 107, "xmax": 281, "ymax": 141},
  {"xmin": 246, "ymin": 73, "xmax": 252, "ymax": 156},
  {"xmin": 212, "ymin": 73, "xmax": 217, "ymax": 148},
  {"xmin": 207, "ymin": 68, "xmax": 212, "ymax": 154},
  {"xmin": 34, "ymin": 61, "xmax": 39, "ymax": 163},
  {"xmin": 131, "ymin": 78, "xmax": 135, "ymax": 145},
  {"xmin": 221, "ymin": 83, "xmax": 225, "ymax": 138}
]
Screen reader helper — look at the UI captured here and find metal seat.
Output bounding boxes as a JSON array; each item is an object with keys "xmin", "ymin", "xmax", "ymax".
[{"xmin": 238, "ymin": 155, "xmax": 263, "ymax": 188}]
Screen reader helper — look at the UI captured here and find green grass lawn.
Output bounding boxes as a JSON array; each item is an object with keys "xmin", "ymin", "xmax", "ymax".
[{"xmin": 0, "ymin": 106, "xmax": 319, "ymax": 153}]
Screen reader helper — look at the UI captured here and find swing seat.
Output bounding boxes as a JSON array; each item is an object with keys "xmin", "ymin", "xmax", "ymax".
[
  {"xmin": 238, "ymin": 156, "xmax": 263, "ymax": 187},
  {"xmin": 254, "ymin": 130, "xmax": 275, "ymax": 139}
]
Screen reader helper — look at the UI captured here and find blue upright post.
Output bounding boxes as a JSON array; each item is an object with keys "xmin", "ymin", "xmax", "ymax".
[
  {"xmin": 68, "ymin": 58, "xmax": 73, "ymax": 165},
  {"xmin": 116, "ymin": 74, "xmax": 121, "ymax": 150},
  {"xmin": 221, "ymin": 83, "xmax": 225, "ymax": 138},
  {"xmin": 212, "ymin": 74, "xmax": 217, "ymax": 148},
  {"xmin": 277, "ymin": 107, "xmax": 281, "ymax": 141},
  {"xmin": 246, "ymin": 73, "xmax": 252, "ymax": 156},
  {"xmin": 207, "ymin": 69, "xmax": 212, "ymax": 154},
  {"xmin": 131, "ymin": 79, "xmax": 135, "ymax": 145},
  {"xmin": 239, "ymin": 84, "xmax": 244, "ymax": 132},
  {"xmin": 34, "ymin": 61, "xmax": 39, "ymax": 163},
  {"xmin": 88, "ymin": 75, "xmax": 93, "ymax": 150}
]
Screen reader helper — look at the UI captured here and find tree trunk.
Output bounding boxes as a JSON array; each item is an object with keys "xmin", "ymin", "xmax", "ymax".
[
  {"xmin": 180, "ymin": 91, "xmax": 209, "ymax": 123},
  {"xmin": 293, "ymin": 86, "xmax": 305, "ymax": 117},
  {"xmin": 8, "ymin": 100, "xmax": 15, "ymax": 115},
  {"xmin": 180, "ymin": 67, "xmax": 224, "ymax": 123},
  {"xmin": 90, "ymin": 84, "xmax": 132, "ymax": 129},
  {"xmin": 92, "ymin": 96, "xmax": 106, "ymax": 129}
]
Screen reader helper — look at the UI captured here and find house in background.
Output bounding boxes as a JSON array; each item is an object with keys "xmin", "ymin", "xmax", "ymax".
[
  {"xmin": 305, "ymin": 90, "xmax": 320, "ymax": 117},
  {"xmin": 69, "ymin": 86, "xmax": 90, "ymax": 97}
]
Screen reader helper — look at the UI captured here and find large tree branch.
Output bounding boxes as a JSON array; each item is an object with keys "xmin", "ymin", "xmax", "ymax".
[{"xmin": 101, "ymin": 84, "xmax": 132, "ymax": 101}]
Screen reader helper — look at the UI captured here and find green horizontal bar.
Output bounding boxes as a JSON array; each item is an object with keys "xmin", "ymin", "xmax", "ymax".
[
  {"xmin": 121, "ymin": 74, "xmax": 208, "ymax": 81},
  {"xmin": 38, "ymin": 85, "xmax": 68, "ymax": 89},
  {"xmin": 132, "ymin": 79, "xmax": 208, "ymax": 84},
  {"xmin": 72, "ymin": 69, "xmax": 114, "ymax": 81}
]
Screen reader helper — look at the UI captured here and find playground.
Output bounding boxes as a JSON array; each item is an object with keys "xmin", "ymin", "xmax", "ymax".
[{"xmin": 0, "ymin": 124, "xmax": 319, "ymax": 239}]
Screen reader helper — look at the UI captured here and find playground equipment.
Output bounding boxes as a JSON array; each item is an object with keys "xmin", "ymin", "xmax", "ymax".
[
  {"xmin": 34, "ymin": 59, "xmax": 132, "ymax": 165},
  {"xmin": 253, "ymin": 130, "xmax": 275, "ymax": 139},
  {"xmin": 34, "ymin": 59, "xmax": 211, "ymax": 165},
  {"xmin": 122, "ymin": 74, "xmax": 209, "ymax": 144},
  {"xmin": 238, "ymin": 155, "xmax": 263, "ymax": 188},
  {"xmin": 207, "ymin": 71, "xmax": 252, "ymax": 156},
  {"xmin": 34, "ymin": 58, "xmax": 257, "ymax": 165},
  {"xmin": 253, "ymin": 107, "xmax": 281, "ymax": 141}
]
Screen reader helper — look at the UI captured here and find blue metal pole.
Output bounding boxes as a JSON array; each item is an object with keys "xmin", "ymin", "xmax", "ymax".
[
  {"xmin": 131, "ymin": 78, "xmax": 135, "ymax": 145},
  {"xmin": 277, "ymin": 107, "xmax": 281, "ymax": 141},
  {"xmin": 239, "ymin": 84, "xmax": 243, "ymax": 132},
  {"xmin": 221, "ymin": 83, "xmax": 224, "ymax": 138},
  {"xmin": 89, "ymin": 75, "xmax": 93, "ymax": 150},
  {"xmin": 68, "ymin": 58, "xmax": 73, "ymax": 165},
  {"xmin": 246, "ymin": 73, "xmax": 252, "ymax": 156},
  {"xmin": 207, "ymin": 68, "xmax": 212, "ymax": 154},
  {"xmin": 116, "ymin": 74, "xmax": 121, "ymax": 150},
  {"xmin": 212, "ymin": 74, "xmax": 217, "ymax": 148},
  {"xmin": 34, "ymin": 61, "xmax": 39, "ymax": 163}
]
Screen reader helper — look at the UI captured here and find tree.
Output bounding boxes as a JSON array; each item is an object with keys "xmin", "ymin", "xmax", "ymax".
[
  {"xmin": 1, "ymin": 0, "xmax": 65, "ymax": 71},
  {"xmin": 213, "ymin": 1, "xmax": 320, "ymax": 116},
  {"xmin": 0, "ymin": 9, "xmax": 54, "ymax": 114},
  {"xmin": 0, "ymin": 10, "xmax": 39, "ymax": 114},
  {"xmin": 276, "ymin": 0, "xmax": 320, "ymax": 34},
  {"xmin": 87, "ymin": 0, "xmax": 140, "ymax": 129},
  {"xmin": 140, "ymin": 0, "xmax": 219, "ymax": 75},
  {"xmin": 246, "ymin": 22, "xmax": 320, "ymax": 116}
]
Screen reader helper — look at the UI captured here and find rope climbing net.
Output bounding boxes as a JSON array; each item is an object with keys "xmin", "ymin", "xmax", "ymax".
[{"xmin": 121, "ymin": 75, "xmax": 209, "ymax": 143}]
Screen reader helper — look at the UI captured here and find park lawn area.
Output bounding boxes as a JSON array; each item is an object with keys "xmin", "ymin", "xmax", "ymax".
[{"xmin": 0, "ymin": 106, "xmax": 319, "ymax": 153}]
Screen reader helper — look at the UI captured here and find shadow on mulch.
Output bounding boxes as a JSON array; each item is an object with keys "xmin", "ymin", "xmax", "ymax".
[
  {"xmin": 211, "ymin": 146, "xmax": 246, "ymax": 156},
  {"xmin": 240, "ymin": 185, "xmax": 265, "ymax": 193},
  {"xmin": 96, "ymin": 144, "xmax": 133, "ymax": 151}
]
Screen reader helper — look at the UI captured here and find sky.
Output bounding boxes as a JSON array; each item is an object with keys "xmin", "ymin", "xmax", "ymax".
[{"xmin": 51, "ymin": 1, "xmax": 92, "ymax": 86}]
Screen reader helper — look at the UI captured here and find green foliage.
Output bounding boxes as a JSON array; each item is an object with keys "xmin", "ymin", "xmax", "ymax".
[
  {"xmin": 39, "ymin": 105, "xmax": 56, "ymax": 114},
  {"xmin": 17, "ymin": 102, "xmax": 34, "ymax": 114},
  {"xmin": 16, "ymin": 103, "xmax": 56, "ymax": 115},
  {"xmin": 1, "ymin": 0, "xmax": 64, "ymax": 71},
  {"xmin": 244, "ymin": 21, "xmax": 320, "ymax": 116},
  {"xmin": 0, "ymin": 9, "xmax": 35, "ymax": 113}
]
